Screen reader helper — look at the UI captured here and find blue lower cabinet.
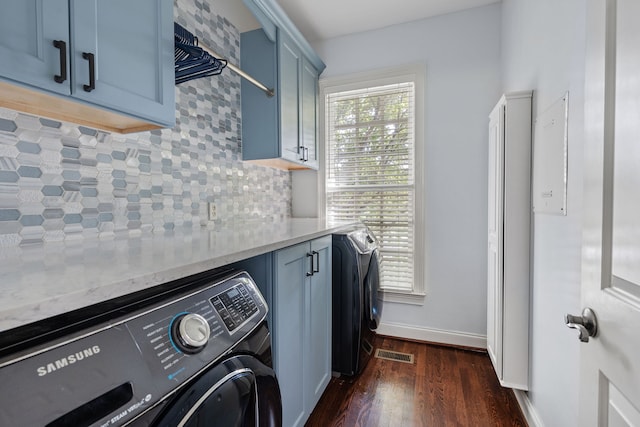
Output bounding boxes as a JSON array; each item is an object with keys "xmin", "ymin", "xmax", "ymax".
[
  {"xmin": 274, "ymin": 236, "xmax": 331, "ymax": 427},
  {"xmin": 231, "ymin": 235, "xmax": 332, "ymax": 427}
]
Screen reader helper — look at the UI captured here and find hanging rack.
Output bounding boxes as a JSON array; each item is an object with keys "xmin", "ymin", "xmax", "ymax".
[
  {"xmin": 174, "ymin": 23, "xmax": 227, "ymax": 84},
  {"xmin": 174, "ymin": 23, "xmax": 274, "ymax": 98}
]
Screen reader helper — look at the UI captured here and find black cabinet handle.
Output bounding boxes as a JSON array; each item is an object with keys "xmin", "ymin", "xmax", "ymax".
[
  {"xmin": 306, "ymin": 252, "xmax": 314, "ymax": 276},
  {"xmin": 53, "ymin": 40, "xmax": 67, "ymax": 83},
  {"xmin": 82, "ymin": 52, "xmax": 95, "ymax": 92},
  {"xmin": 299, "ymin": 146, "xmax": 309, "ymax": 162},
  {"xmin": 312, "ymin": 250, "xmax": 319, "ymax": 273}
]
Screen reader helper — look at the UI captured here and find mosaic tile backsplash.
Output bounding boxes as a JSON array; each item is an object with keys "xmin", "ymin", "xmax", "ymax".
[{"xmin": 0, "ymin": 0, "xmax": 291, "ymax": 247}]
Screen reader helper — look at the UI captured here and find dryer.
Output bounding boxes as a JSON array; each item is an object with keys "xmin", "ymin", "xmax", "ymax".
[{"xmin": 331, "ymin": 225, "xmax": 382, "ymax": 376}]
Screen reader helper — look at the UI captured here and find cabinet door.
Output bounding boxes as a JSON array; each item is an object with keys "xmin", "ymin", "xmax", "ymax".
[
  {"xmin": 300, "ymin": 58, "xmax": 319, "ymax": 169},
  {"xmin": 306, "ymin": 236, "xmax": 332, "ymax": 411},
  {"xmin": 278, "ymin": 30, "xmax": 302, "ymax": 164},
  {"xmin": 273, "ymin": 242, "xmax": 307, "ymax": 427},
  {"xmin": 70, "ymin": 0, "xmax": 174, "ymax": 126},
  {"xmin": 0, "ymin": 0, "xmax": 69, "ymax": 95}
]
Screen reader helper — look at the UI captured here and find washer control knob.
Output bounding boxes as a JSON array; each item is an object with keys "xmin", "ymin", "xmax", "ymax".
[{"xmin": 173, "ymin": 313, "xmax": 210, "ymax": 353}]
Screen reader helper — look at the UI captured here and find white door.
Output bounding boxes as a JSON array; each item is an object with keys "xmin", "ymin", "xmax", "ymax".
[{"xmin": 580, "ymin": 0, "xmax": 640, "ymax": 424}]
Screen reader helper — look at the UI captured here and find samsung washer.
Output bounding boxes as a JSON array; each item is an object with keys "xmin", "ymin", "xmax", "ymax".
[{"xmin": 0, "ymin": 270, "xmax": 282, "ymax": 426}]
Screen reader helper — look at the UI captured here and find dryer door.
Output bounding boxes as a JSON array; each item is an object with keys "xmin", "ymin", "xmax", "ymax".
[
  {"xmin": 151, "ymin": 354, "xmax": 281, "ymax": 427},
  {"xmin": 364, "ymin": 249, "xmax": 382, "ymax": 330}
]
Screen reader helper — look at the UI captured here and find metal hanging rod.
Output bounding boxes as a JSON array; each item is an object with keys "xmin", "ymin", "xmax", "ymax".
[{"xmin": 206, "ymin": 46, "xmax": 275, "ymax": 98}]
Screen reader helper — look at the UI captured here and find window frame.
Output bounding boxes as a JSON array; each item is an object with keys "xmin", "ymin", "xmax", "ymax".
[{"xmin": 319, "ymin": 64, "xmax": 426, "ymax": 304}]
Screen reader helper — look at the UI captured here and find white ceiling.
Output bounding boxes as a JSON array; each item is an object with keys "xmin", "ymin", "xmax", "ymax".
[
  {"xmin": 216, "ymin": 0, "xmax": 500, "ymax": 41},
  {"xmin": 276, "ymin": 0, "xmax": 500, "ymax": 41}
]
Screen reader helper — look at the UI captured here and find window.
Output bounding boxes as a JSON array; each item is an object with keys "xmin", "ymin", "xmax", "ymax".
[{"xmin": 321, "ymin": 66, "xmax": 425, "ymax": 301}]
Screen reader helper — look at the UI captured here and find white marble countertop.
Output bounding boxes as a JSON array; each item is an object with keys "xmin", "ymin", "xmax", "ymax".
[{"xmin": 0, "ymin": 218, "xmax": 358, "ymax": 333}]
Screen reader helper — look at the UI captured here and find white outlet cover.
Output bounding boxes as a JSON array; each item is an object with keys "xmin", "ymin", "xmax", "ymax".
[{"xmin": 208, "ymin": 203, "xmax": 217, "ymax": 220}]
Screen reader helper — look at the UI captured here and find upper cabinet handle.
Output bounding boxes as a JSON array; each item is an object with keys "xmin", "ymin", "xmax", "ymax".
[
  {"xmin": 82, "ymin": 52, "xmax": 95, "ymax": 92},
  {"xmin": 53, "ymin": 40, "xmax": 67, "ymax": 84}
]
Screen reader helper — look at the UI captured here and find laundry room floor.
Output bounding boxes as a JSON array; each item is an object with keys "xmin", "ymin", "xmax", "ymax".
[{"xmin": 306, "ymin": 336, "xmax": 527, "ymax": 426}]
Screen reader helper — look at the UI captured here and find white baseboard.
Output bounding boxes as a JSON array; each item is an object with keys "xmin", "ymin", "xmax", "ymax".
[
  {"xmin": 513, "ymin": 389, "xmax": 544, "ymax": 427},
  {"xmin": 376, "ymin": 321, "xmax": 487, "ymax": 349}
]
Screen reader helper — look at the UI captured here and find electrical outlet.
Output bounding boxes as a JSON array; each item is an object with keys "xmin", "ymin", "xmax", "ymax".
[{"xmin": 208, "ymin": 202, "xmax": 217, "ymax": 220}]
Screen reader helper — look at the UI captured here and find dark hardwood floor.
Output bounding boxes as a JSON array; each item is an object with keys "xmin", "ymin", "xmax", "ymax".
[{"xmin": 306, "ymin": 336, "xmax": 527, "ymax": 427}]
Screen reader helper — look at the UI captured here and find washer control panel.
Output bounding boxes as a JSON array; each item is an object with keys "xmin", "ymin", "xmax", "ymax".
[
  {"xmin": 126, "ymin": 272, "xmax": 267, "ymax": 386},
  {"xmin": 347, "ymin": 226, "xmax": 379, "ymax": 254},
  {"xmin": 210, "ymin": 282, "xmax": 259, "ymax": 333}
]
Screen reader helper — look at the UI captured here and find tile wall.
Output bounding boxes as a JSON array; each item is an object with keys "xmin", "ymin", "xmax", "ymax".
[{"xmin": 0, "ymin": 0, "xmax": 291, "ymax": 247}]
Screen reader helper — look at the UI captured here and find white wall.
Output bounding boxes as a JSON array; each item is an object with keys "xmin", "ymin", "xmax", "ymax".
[
  {"xmin": 312, "ymin": 4, "xmax": 502, "ymax": 344},
  {"xmin": 305, "ymin": 1, "xmax": 587, "ymax": 425},
  {"xmin": 501, "ymin": 0, "xmax": 586, "ymax": 425}
]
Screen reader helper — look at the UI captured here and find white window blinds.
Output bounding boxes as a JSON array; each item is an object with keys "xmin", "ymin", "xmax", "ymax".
[{"xmin": 326, "ymin": 82, "xmax": 416, "ymax": 292}]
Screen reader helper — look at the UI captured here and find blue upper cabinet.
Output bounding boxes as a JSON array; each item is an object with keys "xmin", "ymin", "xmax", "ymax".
[
  {"xmin": 0, "ymin": 0, "xmax": 174, "ymax": 133},
  {"xmin": 240, "ymin": 0, "xmax": 325, "ymax": 170},
  {"xmin": 70, "ymin": 0, "xmax": 174, "ymax": 127},
  {"xmin": 0, "ymin": 1, "xmax": 69, "ymax": 96}
]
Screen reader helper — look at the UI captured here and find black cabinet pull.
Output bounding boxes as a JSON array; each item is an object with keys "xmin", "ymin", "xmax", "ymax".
[
  {"xmin": 53, "ymin": 40, "xmax": 67, "ymax": 83},
  {"xmin": 312, "ymin": 250, "xmax": 319, "ymax": 273},
  {"xmin": 82, "ymin": 52, "xmax": 95, "ymax": 92},
  {"xmin": 299, "ymin": 146, "xmax": 309, "ymax": 162},
  {"xmin": 306, "ymin": 252, "xmax": 314, "ymax": 276}
]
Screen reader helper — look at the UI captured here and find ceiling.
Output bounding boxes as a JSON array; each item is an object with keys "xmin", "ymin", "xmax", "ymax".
[
  {"xmin": 216, "ymin": 0, "xmax": 500, "ymax": 42},
  {"xmin": 277, "ymin": 0, "xmax": 500, "ymax": 41}
]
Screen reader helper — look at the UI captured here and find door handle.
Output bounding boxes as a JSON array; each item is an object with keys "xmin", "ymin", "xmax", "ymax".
[
  {"xmin": 306, "ymin": 252, "xmax": 314, "ymax": 276},
  {"xmin": 53, "ymin": 40, "xmax": 67, "ymax": 83},
  {"xmin": 82, "ymin": 52, "xmax": 96, "ymax": 92},
  {"xmin": 565, "ymin": 308, "xmax": 598, "ymax": 343}
]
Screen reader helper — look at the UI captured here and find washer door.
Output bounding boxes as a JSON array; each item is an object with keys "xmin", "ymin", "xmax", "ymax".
[
  {"xmin": 364, "ymin": 249, "xmax": 382, "ymax": 330},
  {"xmin": 151, "ymin": 355, "xmax": 281, "ymax": 427}
]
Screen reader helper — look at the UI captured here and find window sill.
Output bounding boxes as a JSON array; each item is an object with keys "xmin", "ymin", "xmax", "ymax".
[{"xmin": 381, "ymin": 290, "xmax": 426, "ymax": 306}]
